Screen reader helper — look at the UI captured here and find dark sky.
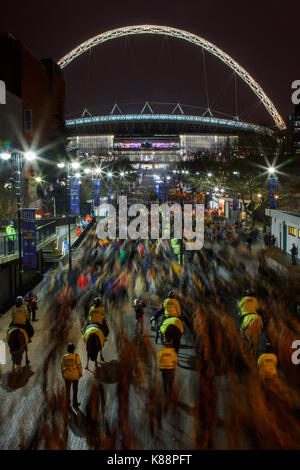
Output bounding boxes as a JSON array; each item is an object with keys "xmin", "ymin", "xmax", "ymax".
[{"xmin": 1, "ymin": 0, "xmax": 299, "ymax": 126}]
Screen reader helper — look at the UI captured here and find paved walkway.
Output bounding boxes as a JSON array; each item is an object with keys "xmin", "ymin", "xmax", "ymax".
[{"xmin": 0, "ymin": 283, "xmax": 200, "ymax": 450}]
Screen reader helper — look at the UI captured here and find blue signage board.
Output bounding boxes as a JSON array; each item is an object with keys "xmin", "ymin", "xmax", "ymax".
[
  {"xmin": 70, "ymin": 177, "xmax": 80, "ymax": 215},
  {"xmin": 269, "ymin": 178, "xmax": 277, "ymax": 208},
  {"xmin": 107, "ymin": 185, "xmax": 112, "ymax": 204},
  {"xmin": 233, "ymin": 193, "xmax": 238, "ymax": 210},
  {"xmin": 93, "ymin": 179, "xmax": 101, "ymax": 207},
  {"xmin": 22, "ymin": 208, "xmax": 37, "ymax": 269}
]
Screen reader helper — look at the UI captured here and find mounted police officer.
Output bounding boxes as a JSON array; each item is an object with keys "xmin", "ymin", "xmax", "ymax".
[
  {"xmin": 9, "ymin": 296, "xmax": 34, "ymax": 341},
  {"xmin": 86, "ymin": 297, "xmax": 109, "ymax": 338}
]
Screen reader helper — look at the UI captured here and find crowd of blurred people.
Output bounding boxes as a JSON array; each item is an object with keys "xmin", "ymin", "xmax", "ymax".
[{"xmin": 6, "ymin": 213, "xmax": 300, "ymax": 450}]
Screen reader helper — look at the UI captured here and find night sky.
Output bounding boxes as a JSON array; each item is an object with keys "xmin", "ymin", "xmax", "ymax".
[{"xmin": 1, "ymin": 0, "xmax": 299, "ymax": 126}]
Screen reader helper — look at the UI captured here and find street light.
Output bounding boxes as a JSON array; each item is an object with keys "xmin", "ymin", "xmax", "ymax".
[
  {"xmin": 71, "ymin": 162, "xmax": 80, "ymax": 170},
  {"xmin": 0, "ymin": 152, "xmax": 11, "ymax": 161},
  {"xmin": 24, "ymin": 151, "xmax": 37, "ymax": 162}
]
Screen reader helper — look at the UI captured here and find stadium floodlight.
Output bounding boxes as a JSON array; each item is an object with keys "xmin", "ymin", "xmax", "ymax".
[{"xmin": 57, "ymin": 162, "xmax": 65, "ymax": 168}]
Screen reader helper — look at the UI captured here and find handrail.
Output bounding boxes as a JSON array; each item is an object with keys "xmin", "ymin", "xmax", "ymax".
[{"xmin": 0, "ymin": 221, "xmax": 57, "ymax": 258}]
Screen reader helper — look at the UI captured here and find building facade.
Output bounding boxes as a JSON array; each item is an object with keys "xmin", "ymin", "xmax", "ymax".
[
  {"xmin": 0, "ymin": 33, "xmax": 65, "ymax": 157},
  {"xmin": 265, "ymin": 208, "xmax": 300, "ymax": 259}
]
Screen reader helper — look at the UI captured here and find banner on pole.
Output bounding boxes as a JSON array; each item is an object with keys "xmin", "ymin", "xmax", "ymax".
[
  {"xmin": 70, "ymin": 177, "xmax": 80, "ymax": 215},
  {"xmin": 22, "ymin": 208, "xmax": 37, "ymax": 269},
  {"xmin": 269, "ymin": 178, "xmax": 278, "ymax": 208},
  {"xmin": 93, "ymin": 179, "xmax": 101, "ymax": 207},
  {"xmin": 233, "ymin": 193, "xmax": 238, "ymax": 210},
  {"xmin": 107, "ymin": 185, "xmax": 112, "ymax": 204}
]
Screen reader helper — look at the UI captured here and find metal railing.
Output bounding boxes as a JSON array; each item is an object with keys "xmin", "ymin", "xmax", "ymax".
[{"xmin": 0, "ymin": 221, "xmax": 56, "ymax": 258}]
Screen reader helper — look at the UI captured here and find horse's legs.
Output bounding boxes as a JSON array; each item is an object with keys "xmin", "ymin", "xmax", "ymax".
[
  {"xmin": 100, "ymin": 347, "xmax": 104, "ymax": 362},
  {"xmin": 11, "ymin": 362, "xmax": 15, "ymax": 374},
  {"xmin": 25, "ymin": 346, "xmax": 30, "ymax": 364}
]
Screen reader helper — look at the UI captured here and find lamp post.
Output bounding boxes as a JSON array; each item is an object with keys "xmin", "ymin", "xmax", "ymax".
[
  {"xmin": 57, "ymin": 161, "xmax": 81, "ymax": 272},
  {"xmin": 1, "ymin": 149, "xmax": 37, "ymax": 294},
  {"xmin": 179, "ymin": 186, "xmax": 184, "ymax": 265}
]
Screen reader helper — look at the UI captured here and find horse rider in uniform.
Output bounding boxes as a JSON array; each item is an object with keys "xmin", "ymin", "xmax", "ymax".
[
  {"xmin": 9, "ymin": 296, "xmax": 34, "ymax": 341},
  {"xmin": 86, "ymin": 297, "xmax": 109, "ymax": 338}
]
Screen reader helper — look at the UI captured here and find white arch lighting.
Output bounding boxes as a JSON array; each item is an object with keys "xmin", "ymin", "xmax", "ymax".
[{"xmin": 58, "ymin": 25, "xmax": 286, "ymax": 130}]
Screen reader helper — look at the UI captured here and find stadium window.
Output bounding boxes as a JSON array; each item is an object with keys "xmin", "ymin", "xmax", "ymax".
[
  {"xmin": 289, "ymin": 226, "xmax": 296, "ymax": 236},
  {"xmin": 298, "ymin": 229, "xmax": 300, "ymax": 238}
]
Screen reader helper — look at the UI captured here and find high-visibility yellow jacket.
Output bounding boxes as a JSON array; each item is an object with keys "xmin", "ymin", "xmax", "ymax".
[
  {"xmin": 6, "ymin": 225, "xmax": 16, "ymax": 241},
  {"xmin": 11, "ymin": 306, "xmax": 29, "ymax": 325},
  {"xmin": 83, "ymin": 326, "xmax": 105, "ymax": 349},
  {"xmin": 87, "ymin": 306, "xmax": 105, "ymax": 325},
  {"xmin": 239, "ymin": 296, "xmax": 262, "ymax": 330},
  {"xmin": 160, "ymin": 317, "xmax": 184, "ymax": 336},
  {"xmin": 257, "ymin": 353, "xmax": 278, "ymax": 379},
  {"xmin": 163, "ymin": 298, "xmax": 181, "ymax": 318},
  {"xmin": 240, "ymin": 296, "xmax": 259, "ymax": 316},
  {"xmin": 61, "ymin": 353, "xmax": 83, "ymax": 381},
  {"xmin": 171, "ymin": 238, "xmax": 181, "ymax": 255},
  {"xmin": 158, "ymin": 347, "xmax": 178, "ymax": 370}
]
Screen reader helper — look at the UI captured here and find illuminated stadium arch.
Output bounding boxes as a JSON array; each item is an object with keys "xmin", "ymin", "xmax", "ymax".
[{"xmin": 58, "ymin": 25, "xmax": 286, "ymax": 130}]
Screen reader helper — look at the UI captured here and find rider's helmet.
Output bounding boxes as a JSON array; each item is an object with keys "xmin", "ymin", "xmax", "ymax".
[
  {"xmin": 16, "ymin": 296, "xmax": 23, "ymax": 307},
  {"xmin": 8, "ymin": 220, "xmax": 14, "ymax": 226},
  {"xmin": 168, "ymin": 290, "xmax": 175, "ymax": 298},
  {"xmin": 265, "ymin": 343, "xmax": 274, "ymax": 354},
  {"xmin": 67, "ymin": 343, "xmax": 75, "ymax": 353},
  {"xmin": 94, "ymin": 297, "xmax": 102, "ymax": 307},
  {"xmin": 134, "ymin": 299, "xmax": 140, "ymax": 306},
  {"xmin": 246, "ymin": 288, "xmax": 256, "ymax": 297}
]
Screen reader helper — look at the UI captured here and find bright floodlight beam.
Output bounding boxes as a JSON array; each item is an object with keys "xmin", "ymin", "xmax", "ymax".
[
  {"xmin": 0, "ymin": 152, "xmax": 11, "ymax": 160},
  {"xmin": 71, "ymin": 162, "xmax": 80, "ymax": 169},
  {"xmin": 268, "ymin": 167, "xmax": 276, "ymax": 175},
  {"xmin": 24, "ymin": 151, "xmax": 37, "ymax": 161}
]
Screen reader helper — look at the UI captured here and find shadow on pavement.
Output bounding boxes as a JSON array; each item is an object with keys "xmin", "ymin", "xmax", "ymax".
[
  {"xmin": 95, "ymin": 360, "xmax": 121, "ymax": 384},
  {"xmin": 1, "ymin": 365, "xmax": 35, "ymax": 391},
  {"xmin": 68, "ymin": 408, "xmax": 89, "ymax": 439},
  {"xmin": 178, "ymin": 355, "xmax": 198, "ymax": 371}
]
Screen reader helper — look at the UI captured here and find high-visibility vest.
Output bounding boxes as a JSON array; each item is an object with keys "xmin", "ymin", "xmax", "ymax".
[
  {"xmin": 88, "ymin": 306, "xmax": 105, "ymax": 325},
  {"xmin": 6, "ymin": 225, "xmax": 16, "ymax": 241},
  {"xmin": 163, "ymin": 298, "xmax": 181, "ymax": 318},
  {"xmin": 12, "ymin": 306, "xmax": 29, "ymax": 325},
  {"xmin": 83, "ymin": 326, "xmax": 105, "ymax": 349},
  {"xmin": 160, "ymin": 316, "xmax": 184, "ymax": 336},
  {"xmin": 257, "ymin": 353, "xmax": 278, "ymax": 379},
  {"xmin": 61, "ymin": 353, "xmax": 82, "ymax": 380},
  {"xmin": 158, "ymin": 347, "xmax": 178, "ymax": 370}
]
